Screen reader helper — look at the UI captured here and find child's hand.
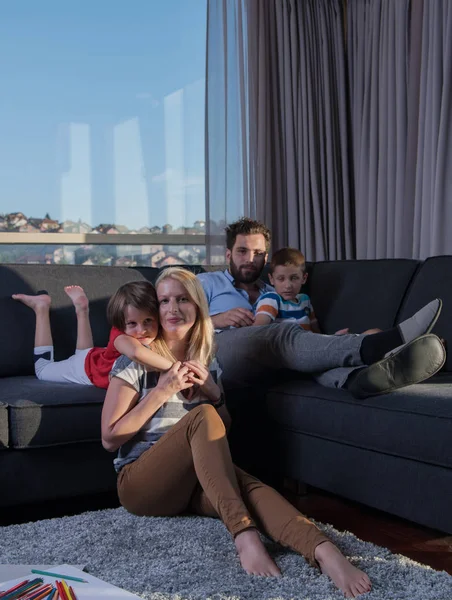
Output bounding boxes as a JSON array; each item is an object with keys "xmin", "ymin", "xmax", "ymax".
[
  {"xmin": 184, "ymin": 360, "xmax": 219, "ymax": 401},
  {"xmin": 334, "ymin": 328, "xmax": 349, "ymax": 335},
  {"xmin": 156, "ymin": 362, "xmax": 193, "ymax": 397},
  {"xmin": 183, "ymin": 360, "xmax": 210, "ymax": 386}
]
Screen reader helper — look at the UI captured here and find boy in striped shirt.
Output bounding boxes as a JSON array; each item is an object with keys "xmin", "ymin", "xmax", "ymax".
[
  {"xmin": 253, "ymin": 247, "xmax": 321, "ymax": 331},
  {"xmin": 254, "ymin": 248, "xmax": 381, "ymax": 336}
]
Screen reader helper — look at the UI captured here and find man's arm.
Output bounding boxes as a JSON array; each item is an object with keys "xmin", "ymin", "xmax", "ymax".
[
  {"xmin": 197, "ymin": 271, "xmax": 255, "ymax": 329},
  {"xmin": 211, "ymin": 309, "xmax": 255, "ymax": 329}
]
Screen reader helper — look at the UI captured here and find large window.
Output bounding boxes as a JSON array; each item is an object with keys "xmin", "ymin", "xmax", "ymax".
[{"xmin": 0, "ymin": 0, "xmax": 209, "ymax": 266}]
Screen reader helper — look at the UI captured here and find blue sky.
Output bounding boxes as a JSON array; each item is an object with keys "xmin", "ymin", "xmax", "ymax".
[{"xmin": 0, "ymin": 0, "xmax": 207, "ymax": 229}]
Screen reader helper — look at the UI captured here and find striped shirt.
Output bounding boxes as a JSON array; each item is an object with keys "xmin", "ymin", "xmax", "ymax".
[
  {"xmin": 255, "ymin": 292, "xmax": 316, "ymax": 330},
  {"xmin": 111, "ymin": 356, "xmax": 224, "ymax": 472}
]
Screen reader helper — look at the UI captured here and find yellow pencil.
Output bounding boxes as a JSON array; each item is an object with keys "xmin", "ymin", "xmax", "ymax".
[{"xmin": 61, "ymin": 580, "xmax": 72, "ymax": 600}]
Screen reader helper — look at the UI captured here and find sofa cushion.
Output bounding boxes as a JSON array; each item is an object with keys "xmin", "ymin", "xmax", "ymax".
[
  {"xmin": 0, "ymin": 401, "xmax": 8, "ymax": 449},
  {"xmin": 0, "ymin": 264, "xmax": 147, "ymax": 377},
  {"xmin": 4, "ymin": 376, "xmax": 106, "ymax": 448},
  {"xmin": 309, "ymin": 259, "xmax": 420, "ymax": 334},
  {"xmin": 397, "ymin": 256, "xmax": 452, "ymax": 372},
  {"xmin": 265, "ymin": 373, "xmax": 452, "ymax": 469},
  {"xmin": 0, "ymin": 443, "xmax": 117, "ymax": 508}
]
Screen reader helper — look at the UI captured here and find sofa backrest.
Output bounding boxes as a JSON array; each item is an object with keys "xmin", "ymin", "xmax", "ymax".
[
  {"xmin": 309, "ymin": 259, "xmax": 420, "ymax": 334},
  {"xmin": 397, "ymin": 256, "xmax": 452, "ymax": 372},
  {"xmin": 3, "ymin": 257, "xmax": 449, "ymax": 377},
  {"xmin": 0, "ymin": 264, "xmax": 147, "ymax": 377}
]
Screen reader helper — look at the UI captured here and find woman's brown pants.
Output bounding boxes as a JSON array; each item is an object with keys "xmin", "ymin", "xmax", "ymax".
[{"xmin": 117, "ymin": 404, "xmax": 329, "ymax": 567}]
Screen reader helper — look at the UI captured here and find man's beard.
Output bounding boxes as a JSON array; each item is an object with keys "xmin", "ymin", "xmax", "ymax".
[{"xmin": 229, "ymin": 257, "xmax": 263, "ymax": 284}]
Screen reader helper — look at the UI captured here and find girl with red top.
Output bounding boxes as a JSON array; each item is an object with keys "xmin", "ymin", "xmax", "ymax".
[{"xmin": 12, "ymin": 281, "xmax": 173, "ymax": 388}]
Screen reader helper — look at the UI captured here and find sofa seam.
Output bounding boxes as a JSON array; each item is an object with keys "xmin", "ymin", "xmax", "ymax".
[
  {"xmin": 275, "ymin": 429, "xmax": 452, "ymax": 470},
  {"xmin": 266, "ymin": 390, "xmax": 452, "ymax": 420}
]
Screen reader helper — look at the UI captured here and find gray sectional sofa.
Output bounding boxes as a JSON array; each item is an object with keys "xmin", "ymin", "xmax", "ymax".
[{"xmin": 1, "ymin": 258, "xmax": 452, "ymax": 533}]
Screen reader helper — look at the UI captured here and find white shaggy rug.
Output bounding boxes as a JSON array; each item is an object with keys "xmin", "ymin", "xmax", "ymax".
[{"xmin": 1, "ymin": 507, "xmax": 452, "ymax": 599}]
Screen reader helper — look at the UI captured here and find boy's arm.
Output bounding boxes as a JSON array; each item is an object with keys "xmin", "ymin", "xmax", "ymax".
[
  {"xmin": 253, "ymin": 293, "xmax": 279, "ymax": 327},
  {"xmin": 114, "ymin": 334, "xmax": 174, "ymax": 371},
  {"xmin": 253, "ymin": 313, "xmax": 273, "ymax": 326}
]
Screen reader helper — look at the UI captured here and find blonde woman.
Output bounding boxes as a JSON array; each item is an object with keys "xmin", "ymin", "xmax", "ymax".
[{"xmin": 101, "ymin": 267, "xmax": 371, "ymax": 598}]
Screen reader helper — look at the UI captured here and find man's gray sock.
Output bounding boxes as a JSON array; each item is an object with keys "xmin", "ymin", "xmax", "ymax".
[{"xmin": 398, "ymin": 298, "xmax": 442, "ymax": 343}]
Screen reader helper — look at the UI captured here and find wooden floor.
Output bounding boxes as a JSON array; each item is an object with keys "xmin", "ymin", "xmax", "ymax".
[
  {"xmin": 286, "ymin": 486, "xmax": 452, "ymax": 575},
  {"xmin": 2, "ymin": 486, "xmax": 452, "ymax": 576}
]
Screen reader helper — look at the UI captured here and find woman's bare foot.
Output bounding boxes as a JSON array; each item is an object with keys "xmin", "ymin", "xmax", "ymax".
[
  {"xmin": 315, "ymin": 541, "xmax": 371, "ymax": 598},
  {"xmin": 12, "ymin": 293, "xmax": 51, "ymax": 312},
  {"xmin": 234, "ymin": 529, "xmax": 281, "ymax": 577},
  {"xmin": 64, "ymin": 285, "xmax": 89, "ymax": 313}
]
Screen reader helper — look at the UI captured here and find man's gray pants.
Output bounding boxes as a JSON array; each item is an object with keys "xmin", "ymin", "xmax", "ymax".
[{"xmin": 215, "ymin": 323, "xmax": 364, "ymax": 390}]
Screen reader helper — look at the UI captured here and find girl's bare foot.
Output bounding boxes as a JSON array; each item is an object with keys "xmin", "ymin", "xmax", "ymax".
[
  {"xmin": 234, "ymin": 529, "xmax": 281, "ymax": 577},
  {"xmin": 315, "ymin": 541, "xmax": 371, "ymax": 598},
  {"xmin": 12, "ymin": 293, "xmax": 51, "ymax": 312},
  {"xmin": 64, "ymin": 285, "xmax": 89, "ymax": 313}
]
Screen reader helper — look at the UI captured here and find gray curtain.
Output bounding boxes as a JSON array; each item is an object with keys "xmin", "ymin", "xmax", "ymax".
[
  {"xmin": 412, "ymin": 0, "xmax": 452, "ymax": 258},
  {"xmin": 206, "ymin": 0, "xmax": 354, "ymax": 260},
  {"xmin": 348, "ymin": 0, "xmax": 452, "ymax": 259}
]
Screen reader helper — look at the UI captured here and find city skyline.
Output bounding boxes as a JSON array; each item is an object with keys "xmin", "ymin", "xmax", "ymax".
[{"xmin": 0, "ymin": 209, "xmax": 210, "ymax": 234}]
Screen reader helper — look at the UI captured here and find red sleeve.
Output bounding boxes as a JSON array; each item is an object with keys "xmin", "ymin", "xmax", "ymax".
[
  {"xmin": 84, "ymin": 327, "xmax": 124, "ymax": 389},
  {"xmin": 108, "ymin": 327, "xmax": 124, "ymax": 348}
]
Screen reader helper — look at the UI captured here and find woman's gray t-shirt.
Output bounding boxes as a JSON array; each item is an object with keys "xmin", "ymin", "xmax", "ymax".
[{"xmin": 110, "ymin": 356, "xmax": 224, "ymax": 472}]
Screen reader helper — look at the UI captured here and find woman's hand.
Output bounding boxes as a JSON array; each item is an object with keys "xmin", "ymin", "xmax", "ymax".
[
  {"xmin": 183, "ymin": 360, "xmax": 220, "ymax": 403},
  {"xmin": 156, "ymin": 362, "xmax": 193, "ymax": 397}
]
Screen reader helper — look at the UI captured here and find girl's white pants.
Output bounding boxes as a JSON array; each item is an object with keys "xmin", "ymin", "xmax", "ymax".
[{"xmin": 34, "ymin": 345, "xmax": 93, "ymax": 385}]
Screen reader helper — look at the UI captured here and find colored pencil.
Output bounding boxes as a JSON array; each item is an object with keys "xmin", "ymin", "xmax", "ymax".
[
  {"xmin": 1, "ymin": 579, "xmax": 43, "ymax": 600},
  {"xmin": 59, "ymin": 582, "xmax": 71, "ymax": 600},
  {"xmin": 30, "ymin": 573, "xmax": 86, "ymax": 585},
  {"xmin": 47, "ymin": 590, "xmax": 58, "ymax": 600},
  {"xmin": 53, "ymin": 584, "xmax": 63, "ymax": 600},
  {"xmin": 21, "ymin": 584, "xmax": 52, "ymax": 599},
  {"xmin": 22, "ymin": 585, "xmax": 54, "ymax": 600},
  {"xmin": 68, "ymin": 586, "xmax": 77, "ymax": 600},
  {"xmin": 54, "ymin": 583, "xmax": 67, "ymax": 600},
  {"xmin": 0, "ymin": 580, "xmax": 29, "ymax": 598}
]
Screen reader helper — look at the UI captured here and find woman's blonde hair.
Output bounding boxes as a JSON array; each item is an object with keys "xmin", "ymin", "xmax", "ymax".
[{"xmin": 153, "ymin": 267, "xmax": 214, "ymax": 365}]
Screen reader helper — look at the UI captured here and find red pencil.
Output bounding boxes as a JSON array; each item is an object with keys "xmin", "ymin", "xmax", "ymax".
[
  {"xmin": 0, "ymin": 579, "xmax": 29, "ymax": 597},
  {"xmin": 2, "ymin": 579, "xmax": 42, "ymax": 600},
  {"xmin": 68, "ymin": 586, "xmax": 77, "ymax": 600},
  {"xmin": 55, "ymin": 582, "xmax": 68, "ymax": 600}
]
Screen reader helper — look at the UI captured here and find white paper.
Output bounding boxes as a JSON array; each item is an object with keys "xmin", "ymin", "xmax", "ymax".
[
  {"xmin": 0, "ymin": 565, "xmax": 85, "ymax": 581},
  {"xmin": 0, "ymin": 563, "xmax": 142, "ymax": 599}
]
